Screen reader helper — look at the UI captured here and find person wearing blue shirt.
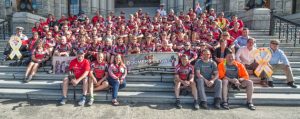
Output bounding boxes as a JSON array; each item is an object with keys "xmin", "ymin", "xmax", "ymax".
[
  {"xmin": 234, "ymin": 28, "xmax": 252, "ymax": 48},
  {"xmin": 268, "ymin": 40, "xmax": 297, "ymax": 88}
]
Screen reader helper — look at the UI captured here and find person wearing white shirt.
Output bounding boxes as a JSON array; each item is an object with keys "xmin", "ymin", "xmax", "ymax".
[{"xmin": 157, "ymin": 4, "xmax": 167, "ymax": 17}]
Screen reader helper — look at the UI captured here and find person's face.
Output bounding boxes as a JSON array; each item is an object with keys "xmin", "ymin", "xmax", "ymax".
[
  {"xmin": 181, "ymin": 57, "xmax": 188, "ymax": 66},
  {"xmin": 184, "ymin": 44, "xmax": 191, "ymax": 50},
  {"xmin": 61, "ymin": 38, "xmax": 67, "ymax": 44},
  {"xmin": 199, "ymin": 43, "xmax": 206, "ymax": 50},
  {"xmin": 33, "ymin": 33, "xmax": 39, "ymax": 39},
  {"xmin": 222, "ymin": 34, "xmax": 229, "ymax": 39},
  {"xmin": 247, "ymin": 39, "xmax": 255, "ymax": 48},
  {"xmin": 46, "ymin": 33, "xmax": 52, "ymax": 38},
  {"xmin": 115, "ymin": 55, "xmax": 122, "ymax": 64},
  {"xmin": 97, "ymin": 54, "xmax": 104, "ymax": 63},
  {"xmin": 117, "ymin": 39, "xmax": 123, "ymax": 44},
  {"xmin": 242, "ymin": 30, "xmax": 249, "ymax": 37},
  {"xmin": 220, "ymin": 41, "xmax": 227, "ymax": 47},
  {"xmin": 77, "ymin": 54, "xmax": 85, "ymax": 62},
  {"xmin": 270, "ymin": 41, "xmax": 279, "ymax": 50},
  {"xmin": 16, "ymin": 30, "xmax": 22, "ymax": 35},
  {"xmin": 226, "ymin": 54, "xmax": 235, "ymax": 64},
  {"xmin": 202, "ymin": 51, "xmax": 211, "ymax": 60}
]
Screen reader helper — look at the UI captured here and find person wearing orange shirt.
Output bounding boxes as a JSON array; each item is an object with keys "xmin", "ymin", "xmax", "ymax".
[{"xmin": 218, "ymin": 50, "xmax": 255, "ymax": 110}]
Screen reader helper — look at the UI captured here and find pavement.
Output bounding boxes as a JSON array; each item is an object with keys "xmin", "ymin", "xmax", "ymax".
[{"xmin": 0, "ymin": 99, "xmax": 299, "ymax": 119}]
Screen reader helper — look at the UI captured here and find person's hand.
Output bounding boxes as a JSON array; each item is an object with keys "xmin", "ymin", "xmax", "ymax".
[
  {"xmin": 71, "ymin": 79, "xmax": 79, "ymax": 86},
  {"xmin": 234, "ymin": 78, "xmax": 241, "ymax": 86},
  {"xmin": 120, "ymin": 79, "xmax": 124, "ymax": 84},
  {"xmin": 207, "ymin": 80, "xmax": 214, "ymax": 87}
]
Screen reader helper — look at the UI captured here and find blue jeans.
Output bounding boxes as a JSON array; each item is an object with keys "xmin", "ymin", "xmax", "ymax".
[{"xmin": 107, "ymin": 76, "xmax": 126, "ymax": 99}]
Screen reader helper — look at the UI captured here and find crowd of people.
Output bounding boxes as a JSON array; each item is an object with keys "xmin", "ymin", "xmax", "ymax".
[{"xmin": 2, "ymin": 4, "xmax": 297, "ymax": 110}]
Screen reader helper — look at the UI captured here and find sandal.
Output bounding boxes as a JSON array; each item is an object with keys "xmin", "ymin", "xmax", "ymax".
[
  {"xmin": 112, "ymin": 100, "xmax": 119, "ymax": 106},
  {"xmin": 222, "ymin": 102, "xmax": 230, "ymax": 110}
]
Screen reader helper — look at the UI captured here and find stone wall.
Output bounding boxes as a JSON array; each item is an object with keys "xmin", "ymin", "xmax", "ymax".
[
  {"xmin": 12, "ymin": 12, "xmax": 46, "ymax": 34},
  {"xmin": 239, "ymin": 8, "xmax": 270, "ymax": 30}
]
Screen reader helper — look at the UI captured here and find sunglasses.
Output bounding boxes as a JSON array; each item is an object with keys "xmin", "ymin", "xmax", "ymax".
[{"xmin": 271, "ymin": 42, "xmax": 279, "ymax": 45}]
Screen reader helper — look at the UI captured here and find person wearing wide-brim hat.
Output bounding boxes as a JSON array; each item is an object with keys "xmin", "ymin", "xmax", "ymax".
[{"xmin": 157, "ymin": 3, "xmax": 167, "ymax": 17}]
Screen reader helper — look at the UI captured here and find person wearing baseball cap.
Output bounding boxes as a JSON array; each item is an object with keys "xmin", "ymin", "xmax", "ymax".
[{"xmin": 59, "ymin": 49, "xmax": 91, "ymax": 106}]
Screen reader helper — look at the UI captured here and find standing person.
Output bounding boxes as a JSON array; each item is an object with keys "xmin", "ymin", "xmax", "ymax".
[
  {"xmin": 157, "ymin": 4, "xmax": 167, "ymax": 17},
  {"xmin": 59, "ymin": 50, "xmax": 90, "ymax": 106},
  {"xmin": 218, "ymin": 51, "xmax": 255, "ymax": 110},
  {"xmin": 108, "ymin": 54, "xmax": 127, "ymax": 106},
  {"xmin": 267, "ymin": 40, "xmax": 297, "ymax": 88},
  {"xmin": 195, "ymin": 49, "xmax": 222, "ymax": 109},
  {"xmin": 88, "ymin": 53, "xmax": 110, "ymax": 106},
  {"xmin": 24, "ymin": 41, "xmax": 49, "ymax": 83},
  {"xmin": 174, "ymin": 55, "xmax": 199, "ymax": 110}
]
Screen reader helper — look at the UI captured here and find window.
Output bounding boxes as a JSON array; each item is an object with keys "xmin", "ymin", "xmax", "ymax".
[
  {"xmin": 70, "ymin": 0, "xmax": 79, "ymax": 15},
  {"xmin": 115, "ymin": 0, "xmax": 160, "ymax": 8}
]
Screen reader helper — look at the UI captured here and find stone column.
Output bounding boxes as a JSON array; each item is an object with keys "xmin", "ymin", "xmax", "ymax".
[
  {"xmin": 54, "ymin": 0, "xmax": 62, "ymax": 18},
  {"xmin": 61, "ymin": 0, "xmax": 68, "ymax": 16},
  {"xmin": 99, "ymin": 0, "xmax": 106, "ymax": 16},
  {"xmin": 177, "ymin": 0, "xmax": 184, "ymax": 13},
  {"xmin": 106, "ymin": 0, "xmax": 114, "ymax": 15},
  {"xmin": 168, "ymin": 0, "xmax": 175, "ymax": 12},
  {"xmin": 91, "ymin": 0, "xmax": 100, "ymax": 14}
]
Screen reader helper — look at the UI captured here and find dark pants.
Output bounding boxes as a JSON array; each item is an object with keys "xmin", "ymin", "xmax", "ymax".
[{"xmin": 107, "ymin": 76, "xmax": 126, "ymax": 100}]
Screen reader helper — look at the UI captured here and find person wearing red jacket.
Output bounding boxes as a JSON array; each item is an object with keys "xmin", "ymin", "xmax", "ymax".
[{"xmin": 218, "ymin": 50, "xmax": 255, "ymax": 110}]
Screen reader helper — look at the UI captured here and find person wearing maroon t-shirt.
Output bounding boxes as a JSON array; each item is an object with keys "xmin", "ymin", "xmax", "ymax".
[
  {"xmin": 24, "ymin": 41, "xmax": 49, "ymax": 83},
  {"xmin": 159, "ymin": 40, "xmax": 173, "ymax": 52},
  {"xmin": 141, "ymin": 35, "xmax": 156, "ymax": 53},
  {"xmin": 111, "ymin": 37, "xmax": 127, "ymax": 63},
  {"xmin": 127, "ymin": 36, "xmax": 141, "ymax": 54},
  {"xmin": 174, "ymin": 55, "xmax": 199, "ymax": 109},
  {"xmin": 60, "ymin": 50, "xmax": 90, "ymax": 106},
  {"xmin": 88, "ymin": 53, "xmax": 109, "ymax": 106},
  {"xmin": 228, "ymin": 22, "xmax": 243, "ymax": 39},
  {"xmin": 53, "ymin": 36, "xmax": 71, "ymax": 56},
  {"xmin": 229, "ymin": 15, "xmax": 244, "ymax": 29},
  {"xmin": 179, "ymin": 42, "xmax": 198, "ymax": 64},
  {"xmin": 108, "ymin": 54, "xmax": 127, "ymax": 106},
  {"xmin": 100, "ymin": 38, "xmax": 113, "ymax": 63}
]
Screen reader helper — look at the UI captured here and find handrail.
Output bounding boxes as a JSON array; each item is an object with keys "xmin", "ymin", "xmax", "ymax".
[
  {"xmin": 0, "ymin": 20, "xmax": 10, "ymax": 40},
  {"xmin": 269, "ymin": 10, "xmax": 300, "ymax": 47}
]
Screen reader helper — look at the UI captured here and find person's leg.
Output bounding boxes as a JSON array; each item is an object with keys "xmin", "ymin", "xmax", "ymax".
[
  {"xmin": 279, "ymin": 64, "xmax": 295, "ymax": 82},
  {"xmin": 214, "ymin": 79, "xmax": 222, "ymax": 99},
  {"xmin": 82, "ymin": 78, "xmax": 88, "ymax": 96},
  {"xmin": 107, "ymin": 76, "xmax": 120, "ymax": 100},
  {"xmin": 196, "ymin": 78, "xmax": 206, "ymax": 102},
  {"xmin": 25, "ymin": 62, "xmax": 34, "ymax": 78},
  {"xmin": 29, "ymin": 63, "xmax": 39, "ymax": 77},
  {"xmin": 190, "ymin": 80, "xmax": 200, "ymax": 109},
  {"xmin": 241, "ymin": 80, "xmax": 254, "ymax": 103},
  {"xmin": 174, "ymin": 78, "xmax": 181, "ymax": 99},
  {"xmin": 119, "ymin": 79, "xmax": 126, "ymax": 90},
  {"xmin": 62, "ymin": 77, "xmax": 69, "ymax": 98},
  {"xmin": 222, "ymin": 79, "xmax": 229, "ymax": 102},
  {"xmin": 94, "ymin": 80, "xmax": 110, "ymax": 91},
  {"xmin": 89, "ymin": 77, "xmax": 94, "ymax": 97}
]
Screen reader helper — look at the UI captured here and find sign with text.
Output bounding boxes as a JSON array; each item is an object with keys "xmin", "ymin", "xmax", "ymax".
[
  {"xmin": 125, "ymin": 52, "xmax": 178, "ymax": 74},
  {"xmin": 52, "ymin": 56, "xmax": 76, "ymax": 74}
]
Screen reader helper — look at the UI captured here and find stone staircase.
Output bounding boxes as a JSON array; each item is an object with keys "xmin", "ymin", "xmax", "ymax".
[{"xmin": 0, "ymin": 30, "xmax": 299, "ymax": 106}]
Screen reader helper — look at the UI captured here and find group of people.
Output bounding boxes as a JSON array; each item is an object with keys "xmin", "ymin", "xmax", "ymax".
[{"xmin": 2, "ymin": 6, "xmax": 297, "ymax": 109}]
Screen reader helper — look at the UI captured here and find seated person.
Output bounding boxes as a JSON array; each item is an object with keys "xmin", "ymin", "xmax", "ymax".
[
  {"xmin": 213, "ymin": 39, "xmax": 231, "ymax": 64},
  {"xmin": 195, "ymin": 49, "xmax": 222, "ymax": 109},
  {"xmin": 88, "ymin": 52, "xmax": 109, "ymax": 106},
  {"xmin": 53, "ymin": 36, "xmax": 71, "ymax": 56},
  {"xmin": 267, "ymin": 40, "xmax": 297, "ymax": 88},
  {"xmin": 174, "ymin": 55, "xmax": 199, "ymax": 110},
  {"xmin": 218, "ymin": 50, "xmax": 255, "ymax": 110},
  {"xmin": 24, "ymin": 41, "xmax": 49, "ymax": 83},
  {"xmin": 108, "ymin": 54, "xmax": 127, "ymax": 106},
  {"xmin": 59, "ymin": 50, "xmax": 90, "ymax": 106}
]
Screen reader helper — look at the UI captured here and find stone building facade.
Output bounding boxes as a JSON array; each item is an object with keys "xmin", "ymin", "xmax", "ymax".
[{"xmin": 0, "ymin": 0, "xmax": 296, "ymax": 19}]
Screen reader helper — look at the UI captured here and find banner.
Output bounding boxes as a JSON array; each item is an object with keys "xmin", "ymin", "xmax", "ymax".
[
  {"xmin": 253, "ymin": 48, "xmax": 273, "ymax": 77},
  {"xmin": 52, "ymin": 56, "xmax": 76, "ymax": 74},
  {"xmin": 8, "ymin": 35, "xmax": 22, "ymax": 60},
  {"xmin": 124, "ymin": 52, "xmax": 178, "ymax": 74}
]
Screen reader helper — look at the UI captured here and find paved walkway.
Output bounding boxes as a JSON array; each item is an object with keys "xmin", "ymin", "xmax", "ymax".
[{"xmin": 0, "ymin": 99, "xmax": 299, "ymax": 119}]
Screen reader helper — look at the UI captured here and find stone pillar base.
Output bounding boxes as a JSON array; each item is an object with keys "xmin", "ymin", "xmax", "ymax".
[
  {"xmin": 239, "ymin": 8, "xmax": 271, "ymax": 30},
  {"xmin": 12, "ymin": 12, "xmax": 46, "ymax": 34}
]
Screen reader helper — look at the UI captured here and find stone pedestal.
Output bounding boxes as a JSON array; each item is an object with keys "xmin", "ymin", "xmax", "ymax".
[
  {"xmin": 12, "ymin": 12, "xmax": 46, "ymax": 34},
  {"xmin": 240, "ymin": 8, "xmax": 271, "ymax": 30}
]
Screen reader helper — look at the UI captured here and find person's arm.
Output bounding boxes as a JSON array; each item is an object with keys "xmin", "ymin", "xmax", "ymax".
[
  {"xmin": 121, "ymin": 66, "xmax": 127, "ymax": 80},
  {"xmin": 108, "ymin": 64, "xmax": 119, "ymax": 79},
  {"xmin": 235, "ymin": 47, "xmax": 242, "ymax": 63},
  {"xmin": 279, "ymin": 50, "xmax": 290, "ymax": 66}
]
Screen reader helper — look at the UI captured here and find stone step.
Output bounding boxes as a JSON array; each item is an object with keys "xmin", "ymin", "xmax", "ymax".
[
  {"xmin": 0, "ymin": 88, "xmax": 299, "ymax": 105},
  {"xmin": 0, "ymin": 79, "xmax": 298, "ymax": 94}
]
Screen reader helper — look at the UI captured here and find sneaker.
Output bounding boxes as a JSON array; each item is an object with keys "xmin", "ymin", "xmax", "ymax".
[
  {"xmin": 247, "ymin": 103, "xmax": 256, "ymax": 110},
  {"xmin": 268, "ymin": 81, "xmax": 274, "ymax": 87},
  {"xmin": 260, "ymin": 79, "xmax": 268, "ymax": 87},
  {"xmin": 287, "ymin": 81, "xmax": 297, "ymax": 88},
  {"xmin": 199, "ymin": 101, "xmax": 208, "ymax": 109},
  {"xmin": 26, "ymin": 75, "xmax": 33, "ymax": 82},
  {"xmin": 59, "ymin": 97, "xmax": 68, "ymax": 105},
  {"xmin": 87, "ymin": 97, "xmax": 94, "ymax": 106},
  {"xmin": 214, "ymin": 98, "xmax": 221, "ymax": 109},
  {"xmin": 222, "ymin": 102, "xmax": 230, "ymax": 110},
  {"xmin": 175, "ymin": 99, "xmax": 182, "ymax": 109},
  {"xmin": 23, "ymin": 76, "xmax": 28, "ymax": 83},
  {"xmin": 48, "ymin": 70, "xmax": 53, "ymax": 74},
  {"xmin": 78, "ymin": 96, "xmax": 86, "ymax": 106},
  {"xmin": 194, "ymin": 100, "xmax": 199, "ymax": 110}
]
